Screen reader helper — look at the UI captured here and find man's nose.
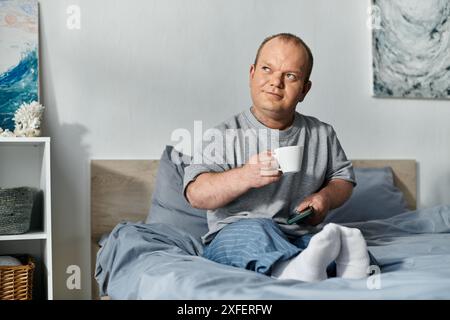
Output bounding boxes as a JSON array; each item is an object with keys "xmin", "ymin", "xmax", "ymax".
[{"xmin": 270, "ymin": 72, "xmax": 284, "ymax": 88}]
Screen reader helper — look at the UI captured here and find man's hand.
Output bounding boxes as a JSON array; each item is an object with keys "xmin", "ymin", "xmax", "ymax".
[
  {"xmin": 295, "ymin": 193, "xmax": 331, "ymax": 226},
  {"xmin": 186, "ymin": 150, "xmax": 282, "ymax": 210},
  {"xmin": 295, "ymin": 179, "xmax": 354, "ymax": 226},
  {"xmin": 242, "ymin": 151, "xmax": 282, "ymax": 189}
]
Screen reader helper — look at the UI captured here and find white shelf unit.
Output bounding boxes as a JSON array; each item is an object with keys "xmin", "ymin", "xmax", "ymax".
[{"xmin": 0, "ymin": 137, "xmax": 52, "ymax": 300}]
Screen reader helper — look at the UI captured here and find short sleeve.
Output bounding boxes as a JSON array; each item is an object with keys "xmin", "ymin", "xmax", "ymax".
[
  {"xmin": 325, "ymin": 126, "xmax": 356, "ymax": 186},
  {"xmin": 182, "ymin": 128, "xmax": 234, "ymax": 199}
]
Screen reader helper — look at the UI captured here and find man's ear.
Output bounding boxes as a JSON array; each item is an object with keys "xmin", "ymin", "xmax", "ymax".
[
  {"xmin": 298, "ymin": 80, "xmax": 312, "ymax": 102},
  {"xmin": 249, "ymin": 64, "xmax": 255, "ymax": 84}
]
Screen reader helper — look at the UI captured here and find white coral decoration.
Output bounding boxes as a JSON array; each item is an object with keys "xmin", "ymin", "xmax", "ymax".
[
  {"xmin": 13, "ymin": 101, "xmax": 45, "ymax": 137},
  {"xmin": 0, "ymin": 128, "xmax": 15, "ymax": 137}
]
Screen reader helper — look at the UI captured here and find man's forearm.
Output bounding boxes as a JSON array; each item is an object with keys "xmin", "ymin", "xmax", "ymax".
[
  {"xmin": 186, "ymin": 167, "xmax": 251, "ymax": 210},
  {"xmin": 318, "ymin": 179, "xmax": 354, "ymax": 210}
]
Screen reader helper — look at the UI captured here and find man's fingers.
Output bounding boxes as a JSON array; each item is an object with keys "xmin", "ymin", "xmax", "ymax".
[
  {"xmin": 260, "ymin": 159, "xmax": 279, "ymax": 170},
  {"xmin": 258, "ymin": 153, "xmax": 273, "ymax": 162},
  {"xmin": 265, "ymin": 175, "xmax": 281, "ymax": 183},
  {"xmin": 296, "ymin": 203, "xmax": 310, "ymax": 212},
  {"xmin": 260, "ymin": 169, "xmax": 280, "ymax": 177},
  {"xmin": 248, "ymin": 151, "xmax": 272, "ymax": 164},
  {"xmin": 260, "ymin": 171, "xmax": 282, "ymax": 181}
]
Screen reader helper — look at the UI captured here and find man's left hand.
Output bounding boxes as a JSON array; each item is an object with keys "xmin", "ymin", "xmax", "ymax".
[{"xmin": 295, "ymin": 192, "xmax": 331, "ymax": 226}]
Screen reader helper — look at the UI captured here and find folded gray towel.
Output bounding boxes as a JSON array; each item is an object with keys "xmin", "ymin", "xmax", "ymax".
[{"xmin": 0, "ymin": 256, "xmax": 22, "ymax": 266}]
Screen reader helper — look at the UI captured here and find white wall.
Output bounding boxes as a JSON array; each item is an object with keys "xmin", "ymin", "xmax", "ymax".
[{"xmin": 37, "ymin": 0, "xmax": 450, "ymax": 299}]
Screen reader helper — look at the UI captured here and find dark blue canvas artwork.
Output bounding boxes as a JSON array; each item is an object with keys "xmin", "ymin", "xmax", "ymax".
[{"xmin": 0, "ymin": 0, "xmax": 39, "ymax": 131}]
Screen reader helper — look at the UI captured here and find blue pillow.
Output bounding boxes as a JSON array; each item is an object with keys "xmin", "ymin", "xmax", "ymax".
[
  {"xmin": 146, "ymin": 146, "xmax": 208, "ymax": 241},
  {"xmin": 324, "ymin": 167, "xmax": 410, "ymax": 223}
]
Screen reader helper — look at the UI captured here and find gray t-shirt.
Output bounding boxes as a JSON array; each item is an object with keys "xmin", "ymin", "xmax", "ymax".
[{"xmin": 183, "ymin": 108, "xmax": 356, "ymax": 244}]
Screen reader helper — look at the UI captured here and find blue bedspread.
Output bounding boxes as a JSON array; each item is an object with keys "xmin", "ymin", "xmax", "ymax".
[{"xmin": 95, "ymin": 205, "xmax": 450, "ymax": 299}]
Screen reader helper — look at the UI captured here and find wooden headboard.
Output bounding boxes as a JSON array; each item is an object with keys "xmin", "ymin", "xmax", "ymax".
[{"xmin": 90, "ymin": 159, "xmax": 416, "ymax": 298}]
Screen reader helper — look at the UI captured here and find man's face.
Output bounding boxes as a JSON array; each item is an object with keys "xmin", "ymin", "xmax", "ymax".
[{"xmin": 249, "ymin": 38, "xmax": 312, "ymax": 119}]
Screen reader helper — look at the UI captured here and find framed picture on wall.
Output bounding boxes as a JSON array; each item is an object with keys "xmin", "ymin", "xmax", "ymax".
[
  {"xmin": 371, "ymin": 0, "xmax": 450, "ymax": 99},
  {"xmin": 0, "ymin": 0, "xmax": 39, "ymax": 133}
]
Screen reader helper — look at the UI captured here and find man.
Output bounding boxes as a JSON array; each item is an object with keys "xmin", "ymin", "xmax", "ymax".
[{"xmin": 183, "ymin": 33, "xmax": 373, "ymax": 282}]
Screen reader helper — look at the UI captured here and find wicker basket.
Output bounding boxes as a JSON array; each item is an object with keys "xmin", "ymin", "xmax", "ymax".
[
  {"xmin": 0, "ymin": 187, "xmax": 40, "ymax": 235},
  {"xmin": 0, "ymin": 255, "xmax": 35, "ymax": 300}
]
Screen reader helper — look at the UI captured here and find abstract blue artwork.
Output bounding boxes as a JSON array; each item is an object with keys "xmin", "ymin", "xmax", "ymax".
[
  {"xmin": 0, "ymin": 0, "xmax": 39, "ymax": 131},
  {"xmin": 372, "ymin": 0, "xmax": 450, "ymax": 99}
]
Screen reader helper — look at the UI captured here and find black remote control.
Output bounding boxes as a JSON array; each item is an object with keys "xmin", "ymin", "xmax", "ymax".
[{"xmin": 287, "ymin": 207, "xmax": 314, "ymax": 225}]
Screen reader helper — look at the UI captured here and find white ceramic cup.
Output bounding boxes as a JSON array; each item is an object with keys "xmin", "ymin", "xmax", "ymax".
[{"xmin": 273, "ymin": 145, "xmax": 303, "ymax": 173}]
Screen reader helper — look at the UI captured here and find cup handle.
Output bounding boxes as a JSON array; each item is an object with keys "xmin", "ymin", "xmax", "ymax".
[{"xmin": 272, "ymin": 150, "xmax": 282, "ymax": 172}]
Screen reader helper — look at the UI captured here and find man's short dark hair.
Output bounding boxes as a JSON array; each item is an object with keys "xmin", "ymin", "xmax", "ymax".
[{"xmin": 254, "ymin": 33, "xmax": 314, "ymax": 82}]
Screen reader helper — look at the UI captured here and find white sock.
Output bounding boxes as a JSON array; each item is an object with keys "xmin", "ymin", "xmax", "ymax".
[
  {"xmin": 271, "ymin": 223, "xmax": 341, "ymax": 282},
  {"xmin": 335, "ymin": 225, "xmax": 370, "ymax": 279}
]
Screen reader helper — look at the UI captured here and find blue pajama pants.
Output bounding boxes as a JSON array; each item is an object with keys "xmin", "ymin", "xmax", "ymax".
[{"xmin": 203, "ymin": 218, "xmax": 379, "ymax": 277}]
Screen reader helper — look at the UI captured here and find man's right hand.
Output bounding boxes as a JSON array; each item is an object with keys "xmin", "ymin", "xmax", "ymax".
[
  {"xmin": 242, "ymin": 151, "xmax": 282, "ymax": 189},
  {"xmin": 186, "ymin": 151, "xmax": 281, "ymax": 210}
]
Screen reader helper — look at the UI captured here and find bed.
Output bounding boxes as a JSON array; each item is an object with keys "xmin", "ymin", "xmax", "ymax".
[{"xmin": 91, "ymin": 150, "xmax": 450, "ymax": 299}]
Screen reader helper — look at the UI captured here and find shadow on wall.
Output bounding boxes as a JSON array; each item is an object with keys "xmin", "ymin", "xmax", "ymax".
[{"xmin": 39, "ymin": 14, "xmax": 92, "ymax": 299}]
